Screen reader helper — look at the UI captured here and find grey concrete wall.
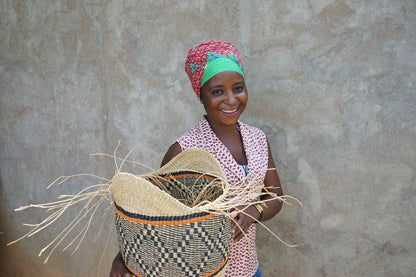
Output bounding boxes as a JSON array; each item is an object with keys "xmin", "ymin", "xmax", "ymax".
[{"xmin": 1, "ymin": 0, "xmax": 415, "ymax": 276}]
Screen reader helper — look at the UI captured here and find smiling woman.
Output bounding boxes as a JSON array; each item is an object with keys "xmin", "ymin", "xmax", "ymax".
[
  {"xmin": 110, "ymin": 40, "xmax": 285, "ymax": 277},
  {"xmin": 200, "ymin": 71, "xmax": 248, "ymax": 134}
]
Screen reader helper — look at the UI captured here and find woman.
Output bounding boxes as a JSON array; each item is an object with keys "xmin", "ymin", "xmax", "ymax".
[{"xmin": 110, "ymin": 40, "xmax": 283, "ymax": 277}]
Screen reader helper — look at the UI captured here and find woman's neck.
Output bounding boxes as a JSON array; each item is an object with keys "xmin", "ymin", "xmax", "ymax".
[
  {"xmin": 204, "ymin": 115, "xmax": 247, "ymax": 165},
  {"xmin": 204, "ymin": 115, "xmax": 239, "ymax": 137}
]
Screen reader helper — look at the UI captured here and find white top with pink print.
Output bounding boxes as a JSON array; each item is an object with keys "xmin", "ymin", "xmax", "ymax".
[{"xmin": 177, "ymin": 117, "xmax": 269, "ymax": 277}]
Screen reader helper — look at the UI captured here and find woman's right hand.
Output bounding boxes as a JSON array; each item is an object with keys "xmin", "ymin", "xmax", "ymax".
[{"xmin": 109, "ymin": 252, "xmax": 133, "ymax": 277}]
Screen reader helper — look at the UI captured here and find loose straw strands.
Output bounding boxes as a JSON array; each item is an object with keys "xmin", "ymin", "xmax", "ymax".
[
  {"xmin": 143, "ymin": 172, "xmax": 227, "ymax": 208},
  {"xmin": 190, "ymin": 169, "xmax": 301, "ymax": 212},
  {"xmin": 90, "ymin": 140, "xmax": 156, "ymax": 174},
  {"xmin": 182, "ymin": 171, "xmax": 302, "ymax": 247},
  {"xmin": 7, "ymin": 142, "xmax": 159, "ymax": 263},
  {"xmin": 7, "ymin": 174, "xmax": 112, "ymax": 263},
  {"xmin": 8, "ymin": 146, "xmax": 302, "ymax": 266},
  {"xmin": 139, "ymin": 166, "xmax": 302, "ymax": 247},
  {"xmin": 6, "ymin": 143, "xmax": 158, "ymax": 264}
]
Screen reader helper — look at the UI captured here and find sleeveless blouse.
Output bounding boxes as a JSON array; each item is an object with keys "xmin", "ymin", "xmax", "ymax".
[{"xmin": 177, "ymin": 117, "xmax": 269, "ymax": 277}]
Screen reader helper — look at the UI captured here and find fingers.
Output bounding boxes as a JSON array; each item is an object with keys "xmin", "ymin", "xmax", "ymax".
[
  {"xmin": 110, "ymin": 269, "xmax": 132, "ymax": 277},
  {"xmin": 231, "ymin": 223, "xmax": 240, "ymax": 241},
  {"xmin": 232, "ymin": 223, "xmax": 244, "ymax": 241},
  {"xmin": 110, "ymin": 252, "xmax": 132, "ymax": 277},
  {"xmin": 231, "ymin": 214, "xmax": 251, "ymax": 242},
  {"xmin": 230, "ymin": 206, "xmax": 258, "ymax": 241}
]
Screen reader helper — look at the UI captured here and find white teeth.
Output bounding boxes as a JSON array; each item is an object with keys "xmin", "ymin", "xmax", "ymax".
[{"xmin": 222, "ymin": 108, "xmax": 237, "ymax": 114}]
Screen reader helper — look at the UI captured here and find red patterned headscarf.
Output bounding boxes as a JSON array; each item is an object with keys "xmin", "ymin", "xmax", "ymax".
[{"xmin": 185, "ymin": 40, "xmax": 244, "ymax": 97}]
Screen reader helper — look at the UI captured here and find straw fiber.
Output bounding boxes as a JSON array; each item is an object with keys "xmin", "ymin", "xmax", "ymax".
[{"xmin": 8, "ymin": 147, "xmax": 299, "ymax": 274}]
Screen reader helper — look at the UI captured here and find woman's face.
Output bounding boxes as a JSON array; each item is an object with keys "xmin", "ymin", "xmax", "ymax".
[{"xmin": 200, "ymin": 70, "xmax": 248, "ymax": 128}]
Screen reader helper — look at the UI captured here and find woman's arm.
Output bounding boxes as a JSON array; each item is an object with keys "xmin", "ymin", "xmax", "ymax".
[
  {"xmin": 160, "ymin": 142, "xmax": 183, "ymax": 166},
  {"xmin": 259, "ymin": 140, "xmax": 284, "ymax": 220},
  {"xmin": 231, "ymin": 139, "xmax": 284, "ymax": 241}
]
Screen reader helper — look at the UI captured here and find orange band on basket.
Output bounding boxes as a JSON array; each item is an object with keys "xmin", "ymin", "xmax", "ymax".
[
  {"xmin": 114, "ymin": 205, "xmax": 218, "ymax": 226},
  {"xmin": 201, "ymin": 255, "xmax": 229, "ymax": 277},
  {"xmin": 124, "ymin": 263, "xmax": 144, "ymax": 277}
]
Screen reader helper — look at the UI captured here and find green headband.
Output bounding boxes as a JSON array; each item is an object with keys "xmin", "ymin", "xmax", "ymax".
[{"xmin": 201, "ymin": 56, "xmax": 244, "ymax": 88}]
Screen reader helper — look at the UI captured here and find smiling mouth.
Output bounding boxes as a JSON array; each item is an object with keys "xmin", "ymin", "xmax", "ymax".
[{"xmin": 222, "ymin": 108, "xmax": 238, "ymax": 114}]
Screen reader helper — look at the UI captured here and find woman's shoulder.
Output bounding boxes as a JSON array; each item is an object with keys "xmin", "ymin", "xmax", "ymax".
[
  {"xmin": 177, "ymin": 117, "xmax": 206, "ymax": 140},
  {"xmin": 238, "ymin": 120, "xmax": 267, "ymax": 138},
  {"xmin": 175, "ymin": 117, "xmax": 207, "ymax": 152}
]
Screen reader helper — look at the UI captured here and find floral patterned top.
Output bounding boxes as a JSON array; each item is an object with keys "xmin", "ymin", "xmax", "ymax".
[{"xmin": 177, "ymin": 117, "xmax": 269, "ymax": 277}]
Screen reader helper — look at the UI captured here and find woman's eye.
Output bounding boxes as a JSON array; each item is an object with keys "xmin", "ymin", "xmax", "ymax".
[
  {"xmin": 212, "ymin": 89, "xmax": 223, "ymax": 95},
  {"xmin": 234, "ymin": 86, "xmax": 244, "ymax": 92}
]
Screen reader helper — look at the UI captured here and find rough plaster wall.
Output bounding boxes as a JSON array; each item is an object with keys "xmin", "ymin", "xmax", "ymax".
[{"xmin": 0, "ymin": 0, "xmax": 415, "ymax": 276}]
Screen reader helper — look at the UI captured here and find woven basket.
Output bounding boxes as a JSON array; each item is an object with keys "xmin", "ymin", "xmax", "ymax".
[{"xmin": 111, "ymin": 149, "xmax": 231, "ymax": 277}]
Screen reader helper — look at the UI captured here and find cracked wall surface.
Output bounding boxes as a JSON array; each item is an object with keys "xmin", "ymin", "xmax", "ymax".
[{"xmin": 1, "ymin": 1, "xmax": 415, "ymax": 276}]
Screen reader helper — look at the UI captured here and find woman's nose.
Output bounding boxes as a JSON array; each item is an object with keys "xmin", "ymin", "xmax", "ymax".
[{"xmin": 224, "ymin": 90, "xmax": 237, "ymax": 104}]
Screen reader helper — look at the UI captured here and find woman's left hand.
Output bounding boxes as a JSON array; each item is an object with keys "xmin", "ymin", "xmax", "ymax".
[{"xmin": 230, "ymin": 205, "xmax": 259, "ymax": 242}]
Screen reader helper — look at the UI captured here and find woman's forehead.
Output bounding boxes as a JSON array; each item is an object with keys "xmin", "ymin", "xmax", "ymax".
[{"xmin": 206, "ymin": 71, "xmax": 245, "ymax": 85}]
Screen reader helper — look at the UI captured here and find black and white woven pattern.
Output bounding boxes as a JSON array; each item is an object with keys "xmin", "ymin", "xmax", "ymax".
[{"xmin": 115, "ymin": 206, "xmax": 231, "ymax": 277}]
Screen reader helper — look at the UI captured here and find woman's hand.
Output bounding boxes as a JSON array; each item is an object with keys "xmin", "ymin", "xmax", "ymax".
[
  {"xmin": 230, "ymin": 205, "xmax": 259, "ymax": 242},
  {"xmin": 109, "ymin": 252, "xmax": 133, "ymax": 277}
]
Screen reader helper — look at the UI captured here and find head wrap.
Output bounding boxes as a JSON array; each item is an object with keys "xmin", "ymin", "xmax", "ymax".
[{"xmin": 185, "ymin": 40, "xmax": 244, "ymax": 97}]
